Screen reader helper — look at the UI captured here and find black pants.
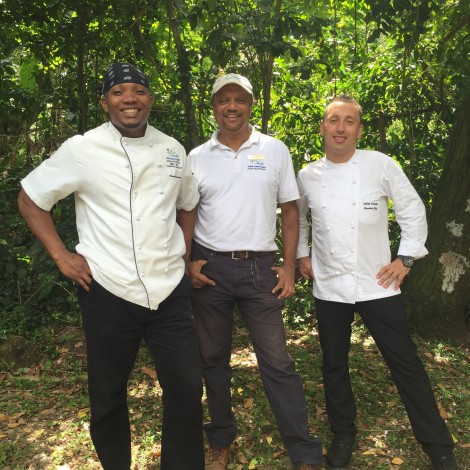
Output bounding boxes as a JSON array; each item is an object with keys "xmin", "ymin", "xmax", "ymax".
[
  {"xmin": 315, "ymin": 295, "xmax": 454, "ymax": 460},
  {"xmin": 78, "ymin": 277, "xmax": 204, "ymax": 470}
]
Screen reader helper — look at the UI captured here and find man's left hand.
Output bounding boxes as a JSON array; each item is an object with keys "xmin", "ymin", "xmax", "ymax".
[
  {"xmin": 271, "ymin": 265, "xmax": 295, "ymax": 299},
  {"xmin": 376, "ymin": 258, "xmax": 410, "ymax": 290}
]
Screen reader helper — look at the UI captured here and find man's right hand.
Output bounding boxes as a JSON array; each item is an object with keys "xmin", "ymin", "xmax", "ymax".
[
  {"xmin": 297, "ymin": 256, "xmax": 314, "ymax": 280},
  {"xmin": 55, "ymin": 252, "xmax": 93, "ymax": 291},
  {"xmin": 189, "ymin": 259, "xmax": 215, "ymax": 288}
]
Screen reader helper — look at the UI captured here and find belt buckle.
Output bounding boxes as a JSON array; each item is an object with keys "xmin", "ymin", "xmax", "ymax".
[{"xmin": 232, "ymin": 251, "xmax": 248, "ymax": 260}]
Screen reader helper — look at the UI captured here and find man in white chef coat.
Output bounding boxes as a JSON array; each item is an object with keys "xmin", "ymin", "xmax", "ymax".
[{"xmin": 296, "ymin": 95, "xmax": 458, "ymax": 470}]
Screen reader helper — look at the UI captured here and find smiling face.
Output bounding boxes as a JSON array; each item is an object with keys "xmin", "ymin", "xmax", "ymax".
[
  {"xmin": 101, "ymin": 83, "xmax": 154, "ymax": 138},
  {"xmin": 320, "ymin": 101, "xmax": 363, "ymax": 163},
  {"xmin": 212, "ymin": 84, "xmax": 253, "ymax": 141}
]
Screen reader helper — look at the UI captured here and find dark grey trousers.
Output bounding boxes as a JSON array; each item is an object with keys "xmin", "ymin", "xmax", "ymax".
[{"xmin": 191, "ymin": 241, "xmax": 323, "ymax": 466}]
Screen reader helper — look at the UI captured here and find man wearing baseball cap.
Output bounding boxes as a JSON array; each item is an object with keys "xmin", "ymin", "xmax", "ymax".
[
  {"xmin": 188, "ymin": 73, "xmax": 323, "ymax": 470},
  {"xmin": 18, "ymin": 62, "xmax": 204, "ymax": 469}
]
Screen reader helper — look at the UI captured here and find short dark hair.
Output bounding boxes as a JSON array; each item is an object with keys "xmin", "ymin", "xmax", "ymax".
[{"xmin": 324, "ymin": 94, "xmax": 362, "ymax": 121}]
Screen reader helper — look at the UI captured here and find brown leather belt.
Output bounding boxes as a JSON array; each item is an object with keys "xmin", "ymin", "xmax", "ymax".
[{"xmin": 217, "ymin": 250, "xmax": 274, "ymax": 260}]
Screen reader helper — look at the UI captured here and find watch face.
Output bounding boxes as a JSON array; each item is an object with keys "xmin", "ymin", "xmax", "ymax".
[{"xmin": 400, "ymin": 256, "xmax": 414, "ymax": 267}]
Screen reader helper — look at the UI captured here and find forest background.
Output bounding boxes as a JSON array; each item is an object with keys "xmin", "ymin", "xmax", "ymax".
[
  {"xmin": 0, "ymin": 0, "xmax": 469, "ymax": 469},
  {"xmin": 1, "ymin": 0, "xmax": 468, "ymax": 341}
]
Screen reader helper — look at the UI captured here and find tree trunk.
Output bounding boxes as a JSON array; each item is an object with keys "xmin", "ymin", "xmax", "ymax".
[
  {"xmin": 261, "ymin": 0, "xmax": 282, "ymax": 135},
  {"xmin": 167, "ymin": 0, "xmax": 199, "ymax": 149},
  {"xmin": 404, "ymin": 96, "xmax": 470, "ymax": 344},
  {"xmin": 76, "ymin": 0, "xmax": 88, "ymax": 134}
]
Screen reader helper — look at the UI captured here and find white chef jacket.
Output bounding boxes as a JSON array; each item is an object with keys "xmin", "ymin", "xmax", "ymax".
[
  {"xmin": 21, "ymin": 122, "xmax": 199, "ymax": 310},
  {"xmin": 296, "ymin": 150, "xmax": 428, "ymax": 303},
  {"xmin": 189, "ymin": 129, "xmax": 299, "ymax": 251}
]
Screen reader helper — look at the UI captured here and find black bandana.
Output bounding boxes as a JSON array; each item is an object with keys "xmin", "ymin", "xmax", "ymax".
[{"xmin": 102, "ymin": 62, "xmax": 150, "ymax": 95}]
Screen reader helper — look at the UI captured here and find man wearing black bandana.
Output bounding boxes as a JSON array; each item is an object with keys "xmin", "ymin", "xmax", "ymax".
[{"xmin": 18, "ymin": 62, "xmax": 204, "ymax": 469}]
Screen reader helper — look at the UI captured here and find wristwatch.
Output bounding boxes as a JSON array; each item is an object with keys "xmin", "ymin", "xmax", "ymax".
[{"xmin": 398, "ymin": 255, "xmax": 414, "ymax": 268}]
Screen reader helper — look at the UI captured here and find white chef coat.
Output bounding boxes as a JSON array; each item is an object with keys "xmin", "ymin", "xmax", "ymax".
[
  {"xmin": 21, "ymin": 122, "xmax": 199, "ymax": 310},
  {"xmin": 297, "ymin": 149, "xmax": 428, "ymax": 303}
]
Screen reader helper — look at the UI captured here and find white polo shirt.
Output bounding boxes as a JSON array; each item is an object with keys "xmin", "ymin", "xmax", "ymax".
[
  {"xmin": 297, "ymin": 150, "xmax": 428, "ymax": 303},
  {"xmin": 21, "ymin": 122, "xmax": 199, "ymax": 310},
  {"xmin": 189, "ymin": 129, "xmax": 299, "ymax": 252}
]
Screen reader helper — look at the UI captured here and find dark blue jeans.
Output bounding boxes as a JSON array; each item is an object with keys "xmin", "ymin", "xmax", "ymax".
[
  {"xmin": 78, "ymin": 276, "xmax": 204, "ymax": 470},
  {"xmin": 315, "ymin": 295, "xmax": 454, "ymax": 460},
  {"xmin": 191, "ymin": 242, "xmax": 322, "ymax": 466}
]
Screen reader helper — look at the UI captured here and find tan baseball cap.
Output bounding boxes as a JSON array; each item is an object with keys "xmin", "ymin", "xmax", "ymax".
[{"xmin": 211, "ymin": 73, "xmax": 253, "ymax": 97}]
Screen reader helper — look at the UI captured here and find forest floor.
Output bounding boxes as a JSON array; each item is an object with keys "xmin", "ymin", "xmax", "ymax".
[{"xmin": 1, "ymin": 317, "xmax": 469, "ymax": 470}]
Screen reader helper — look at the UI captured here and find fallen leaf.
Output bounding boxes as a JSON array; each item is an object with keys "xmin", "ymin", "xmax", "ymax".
[
  {"xmin": 437, "ymin": 402, "xmax": 451, "ymax": 419},
  {"xmin": 243, "ymin": 398, "xmax": 254, "ymax": 409},
  {"xmin": 273, "ymin": 449, "xmax": 287, "ymax": 458},
  {"xmin": 237, "ymin": 452, "xmax": 249, "ymax": 464},
  {"xmin": 315, "ymin": 405, "xmax": 323, "ymax": 418},
  {"xmin": 141, "ymin": 367, "xmax": 157, "ymax": 379},
  {"xmin": 362, "ymin": 448, "xmax": 387, "ymax": 455},
  {"xmin": 11, "ymin": 412, "xmax": 25, "ymax": 421},
  {"xmin": 387, "ymin": 399, "xmax": 398, "ymax": 408},
  {"xmin": 375, "ymin": 417, "xmax": 386, "ymax": 425},
  {"xmin": 460, "ymin": 442, "xmax": 470, "ymax": 448},
  {"xmin": 392, "ymin": 457, "xmax": 404, "ymax": 465},
  {"xmin": 8, "ymin": 422, "xmax": 23, "ymax": 429},
  {"xmin": 76, "ymin": 408, "xmax": 90, "ymax": 419},
  {"xmin": 266, "ymin": 435, "xmax": 272, "ymax": 445}
]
